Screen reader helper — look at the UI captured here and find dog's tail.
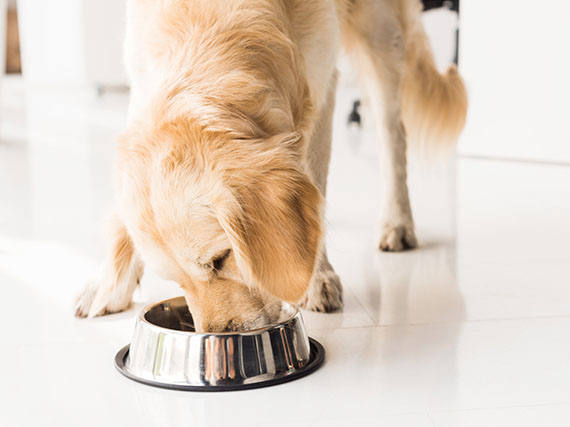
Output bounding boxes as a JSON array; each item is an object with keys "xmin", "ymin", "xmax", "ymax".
[{"xmin": 400, "ymin": 1, "xmax": 468, "ymax": 154}]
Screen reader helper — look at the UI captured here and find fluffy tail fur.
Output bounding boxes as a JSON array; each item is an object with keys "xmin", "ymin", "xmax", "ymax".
[{"xmin": 400, "ymin": 0, "xmax": 468, "ymax": 153}]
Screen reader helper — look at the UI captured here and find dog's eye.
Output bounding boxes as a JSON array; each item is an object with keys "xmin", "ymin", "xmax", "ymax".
[{"xmin": 212, "ymin": 249, "xmax": 231, "ymax": 272}]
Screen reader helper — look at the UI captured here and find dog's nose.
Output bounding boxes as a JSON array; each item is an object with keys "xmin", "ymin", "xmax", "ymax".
[
  {"xmin": 204, "ymin": 316, "xmax": 267, "ymax": 333},
  {"xmin": 203, "ymin": 320, "xmax": 239, "ymax": 333},
  {"xmin": 221, "ymin": 320, "xmax": 239, "ymax": 333}
]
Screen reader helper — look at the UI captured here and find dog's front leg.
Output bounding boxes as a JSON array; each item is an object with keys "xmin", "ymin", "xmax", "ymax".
[
  {"xmin": 301, "ymin": 72, "xmax": 343, "ymax": 312},
  {"xmin": 301, "ymin": 252, "xmax": 343, "ymax": 312},
  {"xmin": 74, "ymin": 214, "xmax": 144, "ymax": 317}
]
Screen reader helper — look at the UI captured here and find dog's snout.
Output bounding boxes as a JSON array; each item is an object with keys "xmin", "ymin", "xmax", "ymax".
[{"xmin": 186, "ymin": 280, "xmax": 283, "ymax": 333}]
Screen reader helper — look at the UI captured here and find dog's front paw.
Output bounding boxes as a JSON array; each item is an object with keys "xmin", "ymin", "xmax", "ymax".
[
  {"xmin": 74, "ymin": 278, "xmax": 134, "ymax": 318},
  {"xmin": 301, "ymin": 268, "xmax": 343, "ymax": 313},
  {"xmin": 379, "ymin": 223, "xmax": 417, "ymax": 252},
  {"xmin": 74, "ymin": 282, "xmax": 98, "ymax": 318}
]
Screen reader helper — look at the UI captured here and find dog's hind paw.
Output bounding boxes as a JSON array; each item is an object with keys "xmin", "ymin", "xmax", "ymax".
[
  {"xmin": 301, "ymin": 267, "xmax": 343, "ymax": 313},
  {"xmin": 379, "ymin": 223, "xmax": 417, "ymax": 252}
]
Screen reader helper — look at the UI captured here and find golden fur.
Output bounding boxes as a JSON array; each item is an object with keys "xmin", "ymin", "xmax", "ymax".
[
  {"xmin": 400, "ymin": 0, "xmax": 468, "ymax": 152},
  {"xmin": 75, "ymin": 0, "xmax": 467, "ymax": 332}
]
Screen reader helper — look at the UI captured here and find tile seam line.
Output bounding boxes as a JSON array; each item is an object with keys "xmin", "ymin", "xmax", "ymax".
[
  {"xmin": 459, "ymin": 154, "xmax": 570, "ymax": 168},
  {"xmin": 308, "ymin": 312, "xmax": 570, "ymax": 331},
  {"xmin": 428, "ymin": 400, "xmax": 570, "ymax": 416}
]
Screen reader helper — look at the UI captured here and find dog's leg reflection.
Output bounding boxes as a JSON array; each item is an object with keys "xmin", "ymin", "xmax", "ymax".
[{"xmin": 74, "ymin": 214, "xmax": 144, "ymax": 317}]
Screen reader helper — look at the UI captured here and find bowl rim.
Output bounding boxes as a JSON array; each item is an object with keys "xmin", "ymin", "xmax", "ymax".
[{"xmin": 137, "ymin": 296, "xmax": 301, "ymax": 337}]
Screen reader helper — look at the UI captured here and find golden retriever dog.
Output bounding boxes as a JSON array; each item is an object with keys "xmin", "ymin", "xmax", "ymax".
[{"xmin": 75, "ymin": 0, "xmax": 467, "ymax": 332}]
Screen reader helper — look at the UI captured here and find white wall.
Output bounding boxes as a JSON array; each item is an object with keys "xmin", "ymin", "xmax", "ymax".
[
  {"xmin": 82, "ymin": 0, "xmax": 127, "ymax": 87},
  {"xmin": 18, "ymin": 0, "xmax": 86, "ymax": 87},
  {"xmin": 458, "ymin": 0, "xmax": 570, "ymax": 164},
  {"xmin": 422, "ymin": 7, "xmax": 458, "ymax": 72}
]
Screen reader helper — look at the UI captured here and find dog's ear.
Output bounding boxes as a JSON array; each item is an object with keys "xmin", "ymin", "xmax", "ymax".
[{"xmin": 218, "ymin": 164, "xmax": 323, "ymax": 303}]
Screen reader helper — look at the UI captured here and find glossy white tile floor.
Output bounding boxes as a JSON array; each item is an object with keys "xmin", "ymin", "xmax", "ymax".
[{"xmin": 1, "ymin": 75, "xmax": 570, "ymax": 427}]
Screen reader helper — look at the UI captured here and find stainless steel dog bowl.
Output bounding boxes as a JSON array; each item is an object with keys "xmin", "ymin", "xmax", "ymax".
[{"xmin": 115, "ymin": 297, "xmax": 325, "ymax": 391}]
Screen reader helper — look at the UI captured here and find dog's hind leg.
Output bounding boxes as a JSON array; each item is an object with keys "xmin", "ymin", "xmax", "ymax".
[
  {"xmin": 340, "ymin": 0, "xmax": 417, "ymax": 251},
  {"xmin": 301, "ymin": 71, "xmax": 343, "ymax": 312},
  {"xmin": 74, "ymin": 214, "xmax": 144, "ymax": 317}
]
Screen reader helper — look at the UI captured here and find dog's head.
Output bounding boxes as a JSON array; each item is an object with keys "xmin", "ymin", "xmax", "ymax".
[{"xmin": 117, "ymin": 119, "xmax": 322, "ymax": 332}]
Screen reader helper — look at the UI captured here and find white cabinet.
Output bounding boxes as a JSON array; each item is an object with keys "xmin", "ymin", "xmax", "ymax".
[{"xmin": 17, "ymin": 0, "xmax": 127, "ymax": 89}]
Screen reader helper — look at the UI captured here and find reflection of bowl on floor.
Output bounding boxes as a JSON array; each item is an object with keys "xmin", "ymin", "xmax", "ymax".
[{"xmin": 115, "ymin": 297, "xmax": 325, "ymax": 391}]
